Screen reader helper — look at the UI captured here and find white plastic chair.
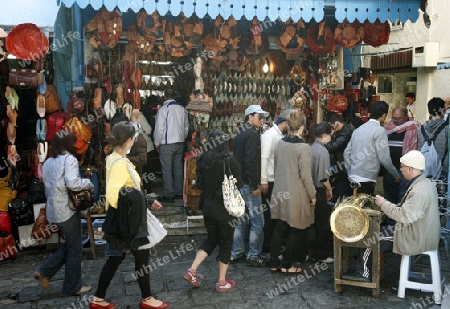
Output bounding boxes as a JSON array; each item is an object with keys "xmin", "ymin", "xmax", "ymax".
[{"xmin": 397, "ymin": 249, "xmax": 442, "ymax": 305}]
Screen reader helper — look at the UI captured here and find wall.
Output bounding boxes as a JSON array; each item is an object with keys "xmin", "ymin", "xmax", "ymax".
[
  {"xmin": 375, "ymin": 72, "xmax": 417, "ymax": 110},
  {"xmin": 362, "ymin": 0, "xmax": 450, "ymax": 123}
]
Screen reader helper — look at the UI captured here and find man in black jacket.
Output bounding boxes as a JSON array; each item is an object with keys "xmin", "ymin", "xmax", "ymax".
[
  {"xmin": 326, "ymin": 113, "xmax": 353, "ymax": 201},
  {"xmin": 231, "ymin": 104, "xmax": 269, "ymax": 267}
]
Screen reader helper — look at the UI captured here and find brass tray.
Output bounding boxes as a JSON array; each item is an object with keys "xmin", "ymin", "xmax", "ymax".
[{"xmin": 330, "ymin": 204, "xmax": 369, "ymax": 243}]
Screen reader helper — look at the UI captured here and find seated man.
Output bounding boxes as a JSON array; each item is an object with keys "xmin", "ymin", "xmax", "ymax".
[{"xmin": 343, "ymin": 150, "xmax": 440, "ymax": 282}]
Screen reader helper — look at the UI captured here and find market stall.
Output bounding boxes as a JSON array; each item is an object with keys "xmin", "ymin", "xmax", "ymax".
[{"xmin": 0, "ymin": 0, "xmax": 423, "ymax": 260}]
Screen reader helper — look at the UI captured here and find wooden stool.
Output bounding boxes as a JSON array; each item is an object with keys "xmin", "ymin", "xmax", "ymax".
[
  {"xmin": 84, "ymin": 211, "xmax": 97, "ymax": 260},
  {"xmin": 334, "ymin": 210, "xmax": 382, "ymax": 297}
]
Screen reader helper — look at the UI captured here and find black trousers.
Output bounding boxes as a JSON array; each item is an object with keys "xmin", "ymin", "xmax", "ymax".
[
  {"xmin": 201, "ymin": 197, "xmax": 235, "ymax": 264},
  {"xmin": 349, "ymin": 181, "xmax": 376, "ymax": 196},
  {"xmin": 262, "ymin": 181, "xmax": 275, "ymax": 252},
  {"xmin": 95, "ymin": 249, "xmax": 151, "ymax": 299},
  {"xmin": 270, "ymin": 219, "xmax": 308, "ymax": 269},
  {"xmin": 314, "ymin": 187, "xmax": 332, "ymax": 260}
]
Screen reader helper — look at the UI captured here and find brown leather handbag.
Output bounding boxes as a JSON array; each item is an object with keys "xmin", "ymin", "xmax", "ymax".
[
  {"xmin": 8, "ymin": 68, "xmax": 38, "ymax": 89},
  {"xmin": 68, "ymin": 189, "xmax": 94, "ymax": 211},
  {"xmin": 44, "ymin": 85, "xmax": 61, "ymax": 114},
  {"xmin": 31, "ymin": 208, "xmax": 55, "ymax": 239}
]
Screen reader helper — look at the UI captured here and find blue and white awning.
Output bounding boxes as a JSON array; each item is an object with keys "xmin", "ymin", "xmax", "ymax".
[{"xmin": 57, "ymin": 0, "xmax": 421, "ymax": 23}]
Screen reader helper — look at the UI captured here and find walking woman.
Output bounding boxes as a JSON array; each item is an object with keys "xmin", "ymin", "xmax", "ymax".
[
  {"xmin": 34, "ymin": 130, "xmax": 93, "ymax": 295},
  {"xmin": 90, "ymin": 121, "xmax": 168, "ymax": 309},
  {"xmin": 183, "ymin": 129, "xmax": 242, "ymax": 292},
  {"xmin": 310, "ymin": 122, "xmax": 334, "ymax": 264},
  {"xmin": 269, "ymin": 110, "xmax": 316, "ymax": 273}
]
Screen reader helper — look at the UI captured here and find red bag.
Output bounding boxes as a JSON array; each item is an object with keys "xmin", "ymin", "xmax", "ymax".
[
  {"xmin": 46, "ymin": 111, "xmax": 70, "ymax": 142},
  {"xmin": 0, "ymin": 212, "xmax": 12, "ymax": 233},
  {"xmin": 0, "ymin": 232, "xmax": 16, "ymax": 261}
]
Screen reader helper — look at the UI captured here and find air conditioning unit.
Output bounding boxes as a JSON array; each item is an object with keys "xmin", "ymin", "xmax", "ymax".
[{"xmin": 412, "ymin": 42, "xmax": 439, "ymax": 67}]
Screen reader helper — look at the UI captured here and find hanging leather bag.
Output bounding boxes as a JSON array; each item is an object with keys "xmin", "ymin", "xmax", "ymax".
[
  {"xmin": 8, "ymin": 198, "xmax": 34, "ymax": 226},
  {"xmin": 8, "ymin": 68, "xmax": 39, "ymax": 89}
]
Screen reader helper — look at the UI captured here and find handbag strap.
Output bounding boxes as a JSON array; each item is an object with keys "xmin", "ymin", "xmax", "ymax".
[
  {"xmin": 223, "ymin": 157, "xmax": 233, "ymax": 177},
  {"xmin": 111, "ymin": 157, "xmax": 141, "ymax": 189}
]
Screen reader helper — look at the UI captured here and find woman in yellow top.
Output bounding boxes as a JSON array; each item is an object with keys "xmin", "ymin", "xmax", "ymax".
[{"xmin": 90, "ymin": 121, "xmax": 168, "ymax": 309}]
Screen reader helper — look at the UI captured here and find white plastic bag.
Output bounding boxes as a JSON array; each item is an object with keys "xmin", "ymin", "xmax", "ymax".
[{"xmin": 138, "ymin": 209, "xmax": 167, "ymax": 250}]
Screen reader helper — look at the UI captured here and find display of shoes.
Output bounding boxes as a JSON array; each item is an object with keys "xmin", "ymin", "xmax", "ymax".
[
  {"xmin": 183, "ymin": 268, "xmax": 200, "ymax": 287},
  {"xmin": 33, "ymin": 272, "xmax": 50, "ymax": 290},
  {"xmin": 216, "ymin": 278, "xmax": 236, "ymax": 293}
]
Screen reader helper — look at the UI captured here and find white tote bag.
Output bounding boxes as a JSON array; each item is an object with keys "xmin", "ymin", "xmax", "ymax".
[
  {"xmin": 222, "ymin": 161, "xmax": 245, "ymax": 217},
  {"xmin": 138, "ymin": 209, "xmax": 168, "ymax": 250}
]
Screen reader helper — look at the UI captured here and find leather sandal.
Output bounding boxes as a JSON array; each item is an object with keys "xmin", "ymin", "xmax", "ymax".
[
  {"xmin": 115, "ymin": 84, "xmax": 124, "ymax": 107},
  {"xmin": 281, "ymin": 266, "xmax": 302, "ymax": 274},
  {"xmin": 37, "ymin": 142, "xmax": 48, "ymax": 163},
  {"xmin": 6, "ymin": 121, "xmax": 16, "ymax": 144},
  {"xmin": 93, "ymin": 87, "xmax": 103, "ymax": 110},
  {"xmin": 37, "ymin": 94, "xmax": 46, "ymax": 117}
]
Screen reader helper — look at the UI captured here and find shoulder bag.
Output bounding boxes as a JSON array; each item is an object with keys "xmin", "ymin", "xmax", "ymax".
[
  {"xmin": 222, "ymin": 160, "xmax": 245, "ymax": 217},
  {"xmin": 63, "ymin": 155, "xmax": 94, "ymax": 211}
]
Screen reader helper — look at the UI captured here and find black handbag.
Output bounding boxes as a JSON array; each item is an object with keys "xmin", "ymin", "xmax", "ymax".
[
  {"xmin": 68, "ymin": 189, "xmax": 94, "ymax": 211},
  {"xmin": 27, "ymin": 178, "xmax": 46, "ymax": 204},
  {"xmin": 8, "ymin": 199, "xmax": 34, "ymax": 226}
]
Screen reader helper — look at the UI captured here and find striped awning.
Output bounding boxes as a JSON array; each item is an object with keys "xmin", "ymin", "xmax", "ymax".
[{"xmin": 57, "ymin": 0, "xmax": 421, "ymax": 23}]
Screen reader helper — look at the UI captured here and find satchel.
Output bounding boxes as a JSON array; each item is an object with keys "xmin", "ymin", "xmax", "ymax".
[
  {"xmin": 8, "ymin": 68, "xmax": 39, "ymax": 89},
  {"xmin": 28, "ymin": 178, "xmax": 46, "ymax": 204},
  {"xmin": 0, "ymin": 232, "xmax": 16, "ymax": 261},
  {"xmin": 138, "ymin": 209, "xmax": 167, "ymax": 250},
  {"xmin": 68, "ymin": 189, "xmax": 94, "ymax": 211},
  {"xmin": 31, "ymin": 208, "xmax": 57, "ymax": 239},
  {"xmin": 222, "ymin": 161, "xmax": 245, "ymax": 217}
]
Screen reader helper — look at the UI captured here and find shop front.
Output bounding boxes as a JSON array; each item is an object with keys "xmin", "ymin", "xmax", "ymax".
[{"xmin": 0, "ymin": 0, "xmax": 423, "ymax": 260}]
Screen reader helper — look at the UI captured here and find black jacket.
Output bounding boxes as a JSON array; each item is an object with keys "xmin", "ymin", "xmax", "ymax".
[
  {"xmin": 233, "ymin": 123, "xmax": 261, "ymax": 191},
  {"xmin": 326, "ymin": 124, "xmax": 353, "ymax": 165},
  {"xmin": 103, "ymin": 187, "xmax": 149, "ymax": 250}
]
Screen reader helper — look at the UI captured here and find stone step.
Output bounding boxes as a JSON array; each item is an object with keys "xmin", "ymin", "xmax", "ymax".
[
  {"xmin": 168, "ymin": 227, "xmax": 207, "ymax": 236},
  {"xmin": 153, "ymin": 202, "xmax": 206, "ymax": 235}
]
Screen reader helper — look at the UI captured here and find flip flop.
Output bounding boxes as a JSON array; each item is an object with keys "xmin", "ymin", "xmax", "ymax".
[{"xmin": 281, "ymin": 267, "xmax": 303, "ymax": 274}]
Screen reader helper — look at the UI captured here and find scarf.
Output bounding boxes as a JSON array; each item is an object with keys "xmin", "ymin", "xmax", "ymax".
[{"xmin": 384, "ymin": 120, "xmax": 420, "ymax": 155}]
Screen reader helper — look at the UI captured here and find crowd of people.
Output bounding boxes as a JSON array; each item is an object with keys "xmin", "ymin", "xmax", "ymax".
[{"xmin": 32, "ymin": 91, "xmax": 448, "ymax": 307}]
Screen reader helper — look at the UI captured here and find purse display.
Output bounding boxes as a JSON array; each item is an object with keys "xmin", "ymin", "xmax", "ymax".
[
  {"xmin": 8, "ymin": 68, "xmax": 39, "ymax": 89},
  {"xmin": 221, "ymin": 161, "xmax": 245, "ymax": 217}
]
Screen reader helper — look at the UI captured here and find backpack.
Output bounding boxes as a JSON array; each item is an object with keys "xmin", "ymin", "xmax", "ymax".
[{"xmin": 420, "ymin": 119, "xmax": 448, "ymax": 179}]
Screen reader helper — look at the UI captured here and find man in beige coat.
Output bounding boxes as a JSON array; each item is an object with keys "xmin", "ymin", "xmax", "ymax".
[
  {"xmin": 344, "ymin": 150, "xmax": 440, "ymax": 282},
  {"xmin": 375, "ymin": 150, "xmax": 440, "ymax": 256}
]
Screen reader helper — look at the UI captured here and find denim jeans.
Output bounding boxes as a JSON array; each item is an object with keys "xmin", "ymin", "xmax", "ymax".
[
  {"xmin": 159, "ymin": 142, "xmax": 184, "ymax": 197},
  {"xmin": 38, "ymin": 211, "xmax": 82, "ymax": 295},
  {"xmin": 231, "ymin": 184, "xmax": 264, "ymax": 260},
  {"xmin": 383, "ymin": 167, "xmax": 408, "ymax": 204}
]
